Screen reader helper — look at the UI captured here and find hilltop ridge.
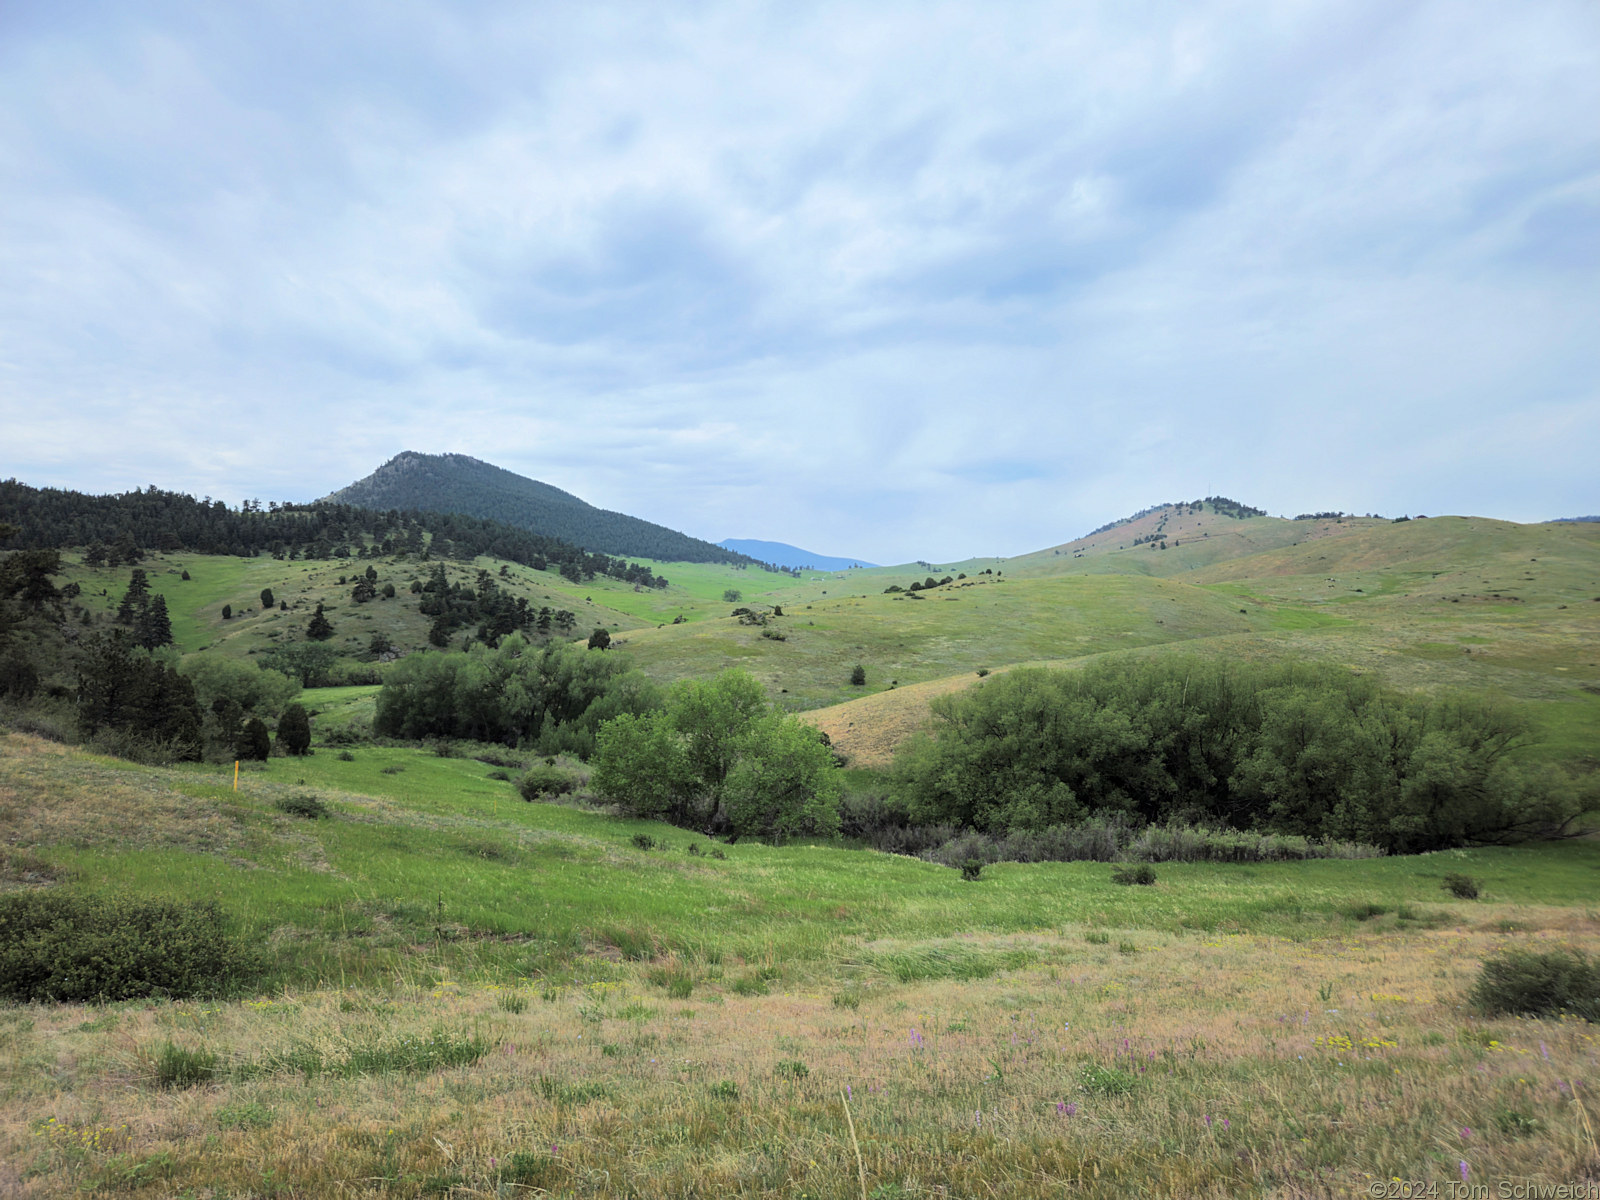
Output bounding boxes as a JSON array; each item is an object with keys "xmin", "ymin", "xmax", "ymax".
[{"xmin": 323, "ymin": 452, "xmax": 754, "ymax": 565}]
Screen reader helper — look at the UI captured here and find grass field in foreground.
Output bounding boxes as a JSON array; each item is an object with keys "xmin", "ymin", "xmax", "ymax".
[{"xmin": 2, "ymin": 731, "xmax": 1598, "ymax": 1197}]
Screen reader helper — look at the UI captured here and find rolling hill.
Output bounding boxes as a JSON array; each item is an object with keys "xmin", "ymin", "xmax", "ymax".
[{"xmin": 322, "ymin": 451, "xmax": 754, "ymax": 564}]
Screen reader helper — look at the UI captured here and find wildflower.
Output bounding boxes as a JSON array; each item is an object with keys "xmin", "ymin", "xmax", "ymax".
[
  {"xmin": 1541, "ymin": 1042, "xmax": 1549, "ymax": 1060},
  {"xmin": 1460, "ymin": 1162, "xmax": 1469, "ymax": 1183},
  {"xmin": 1222, "ymin": 1119, "xmax": 1229, "ymax": 1129},
  {"xmin": 1204, "ymin": 1114, "xmax": 1212, "ymax": 1127},
  {"xmin": 1461, "ymin": 1128, "xmax": 1471, "ymax": 1139}
]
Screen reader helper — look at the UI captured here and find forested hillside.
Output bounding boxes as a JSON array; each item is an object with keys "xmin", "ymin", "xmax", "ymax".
[
  {"xmin": 324, "ymin": 452, "xmax": 758, "ymax": 565},
  {"xmin": 0, "ymin": 480, "xmax": 666, "ymax": 589}
]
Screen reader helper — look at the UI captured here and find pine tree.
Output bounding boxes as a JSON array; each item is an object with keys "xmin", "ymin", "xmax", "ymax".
[
  {"xmin": 260, "ymin": 587, "xmax": 275, "ymax": 610},
  {"xmin": 116, "ymin": 569, "xmax": 150, "ymax": 625},
  {"xmin": 276, "ymin": 704, "xmax": 311, "ymax": 756},
  {"xmin": 306, "ymin": 603, "xmax": 334, "ymax": 641},
  {"xmin": 237, "ymin": 717, "xmax": 271, "ymax": 761},
  {"xmin": 135, "ymin": 593, "xmax": 173, "ymax": 650}
]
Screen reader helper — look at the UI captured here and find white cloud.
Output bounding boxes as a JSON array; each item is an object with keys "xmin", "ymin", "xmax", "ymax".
[{"xmin": 1, "ymin": 0, "xmax": 1596, "ymax": 561}]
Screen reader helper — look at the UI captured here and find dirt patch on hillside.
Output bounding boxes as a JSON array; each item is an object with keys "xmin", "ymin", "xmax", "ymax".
[{"xmin": 797, "ymin": 673, "xmax": 991, "ymax": 767}]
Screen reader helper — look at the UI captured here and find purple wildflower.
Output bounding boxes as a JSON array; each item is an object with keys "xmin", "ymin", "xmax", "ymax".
[{"xmin": 1460, "ymin": 1161, "xmax": 1469, "ymax": 1183}]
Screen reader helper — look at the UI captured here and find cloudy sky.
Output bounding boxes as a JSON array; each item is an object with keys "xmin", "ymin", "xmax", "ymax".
[{"xmin": 2, "ymin": 2, "xmax": 1596, "ymax": 562}]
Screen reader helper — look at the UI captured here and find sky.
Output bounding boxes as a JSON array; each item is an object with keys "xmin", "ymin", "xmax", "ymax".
[{"xmin": 2, "ymin": 2, "xmax": 1597, "ymax": 563}]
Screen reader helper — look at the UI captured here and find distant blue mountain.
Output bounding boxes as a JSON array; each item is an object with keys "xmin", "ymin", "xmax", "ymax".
[
  {"xmin": 718, "ymin": 538, "xmax": 878, "ymax": 571},
  {"xmin": 1550, "ymin": 515, "xmax": 1600, "ymax": 523}
]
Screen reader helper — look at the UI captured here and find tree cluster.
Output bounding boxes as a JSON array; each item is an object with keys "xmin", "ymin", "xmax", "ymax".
[
  {"xmin": 74, "ymin": 630, "xmax": 201, "ymax": 759},
  {"xmin": 590, "ymin": 670, "xmax": 842, "ymax": 843},
  {"xmin": 373, "ymin": 635, "xmax": 658, "ymax": 756},
  {"xmin": 890, "ymin": 658, "xmax": 1582, "ymax": 853}
]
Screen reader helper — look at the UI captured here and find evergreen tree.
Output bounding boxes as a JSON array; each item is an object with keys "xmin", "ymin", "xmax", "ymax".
[
  {"xmin": 135, "ymin": 593, "xmax": 173, "ymax": 650},
  {"xmin": 221, "ymin": 604, "xmax": 232, "ymax": 620},
  {"xmin": 276, "ymin": 703, "xmax": 311, "ymax": 756},
  {"xmin": 260, "ymin": 587, "xmax": 275, "ymax": 610},
  {"xmin": 306, "ymin": 604, "xmax": 334, "ymax": 641},
  {"xmin": 116, "ymin": 569, "xmax": 150, "ymax": 625},
  {"xmin": 237, "ymin": 717, "xmax": 271, "ymax": 761}
]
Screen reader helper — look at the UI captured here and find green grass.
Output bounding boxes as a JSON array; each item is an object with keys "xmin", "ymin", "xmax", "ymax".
[
  {"xmin": 10, "ymin": 735, "xmax": 1598, "ymax": 991},
  {"xmin": 6, "ymin": 731, "xmax": 1600, "ymax": 1198}
]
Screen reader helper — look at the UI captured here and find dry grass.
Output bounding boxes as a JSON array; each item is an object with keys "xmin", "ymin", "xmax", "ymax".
[{"xmin": 3, "ymin": 921, "xmax": 1598, "ymax": 1197}]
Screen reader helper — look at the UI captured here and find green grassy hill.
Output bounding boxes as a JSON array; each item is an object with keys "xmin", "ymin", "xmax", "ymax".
[{"xmin": 49, "ymin": 503, "xmax": 1600, "ymax": 772}]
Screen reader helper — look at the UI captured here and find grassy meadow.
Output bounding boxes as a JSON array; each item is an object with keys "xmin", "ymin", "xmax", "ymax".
[
  {"xmin": 5, "ymin": 503, "xmax": 1599, "ymax": 1195},
  {"xmin": 3, "ymin": 731, "xmax": 1599, "ymax": 1197}
]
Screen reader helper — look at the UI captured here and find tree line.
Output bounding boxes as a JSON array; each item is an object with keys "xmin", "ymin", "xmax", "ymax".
[
  {"xmin": 887, "ymin": 658, "xmax": 1584, "ymax": 853},
  {"xmin": 0, "ymin": 481, "xmax": 670, "ymax": 590}
]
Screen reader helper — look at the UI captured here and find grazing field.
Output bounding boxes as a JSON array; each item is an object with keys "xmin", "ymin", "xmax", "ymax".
[{"xmin": 2, "ymin": 732, "xmax": 1598, "ymax": 1197}]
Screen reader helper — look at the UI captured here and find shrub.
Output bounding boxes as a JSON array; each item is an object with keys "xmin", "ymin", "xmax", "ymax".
[
  {"xmin": 850, "ymin": 664, "xmax": 866, "ymax": 686},
  {"xmin": 0, "ymin": 893, "xmax": 256, "ymax": 1003},
  {"xmin": 275, "ymin": 793, "xmax": 328, "ymax": 820},
  {"xmin": 1471, "ymin": 948, "xmax": 1599, "ymax": 1020},
  {"xmin": 960, "ymin": 859, "xmax": 983, "ymax": 881},
  {"xmin": 1110, "ymin": 863, "xmax": 1156, "ymax": 886},
  {"xmin": 337, "ymin": 749, "xmax": 355, "ymax": 762},
  {"xmin": 154, "ymin": 1042, "xmax": 220, "ymax": 1089},
  {"xmin": 1442, "ymin": 872, "xmax": 1481, "ymax": 899},
  {"xmin": 631, "ymin": 833, "xmax": 657, "ymax": 851},
  {"xmin": 519, "ymin": 765, "xmax": 575, "ymax": 801}
]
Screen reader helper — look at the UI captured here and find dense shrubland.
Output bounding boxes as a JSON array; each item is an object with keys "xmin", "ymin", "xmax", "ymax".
[
  {"xmin": 888, "ymin": 658, "xmax": 1582, "ymax": 854},
  {"xmin": 373, "ymin": 634, "xmax": 661, "ymax": 757}
]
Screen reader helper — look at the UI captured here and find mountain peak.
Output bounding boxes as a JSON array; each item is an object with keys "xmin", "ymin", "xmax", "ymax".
[{"xmin": 322, "ymin": 452, "xmax": 753, "ymax": 564}]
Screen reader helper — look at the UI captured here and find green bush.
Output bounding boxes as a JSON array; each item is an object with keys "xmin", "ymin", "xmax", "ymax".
[
  {"xmin": 0, "ymin": 893, "xmax": 257, "ymax": 1003},
  {"xmin": 960, "ymin": 859, "xmax": 983, "ymax": 881},
  {"xmin": 630, "ymin": 833, "xmax": 657, "ymax": 851},
  {"xmin": 1471, "ymin": 948, "xmax": 1599, "ymax": 1020},
  {"xmin": 889, "ymin": 657, "xmax": 1575, "ymax": 852},
  {"xmin": 275, "ymin": 793, "xmax": 329, "ymax": 820},
  {"xmin": 1442, "ymin": 872, "xmax": 1480, "ymax": 899},
  {"xmin": 1110, "ymin": 863, "xmax": 1156, "ymax": 886},
  {"xmin": 518, "ymin": 765, "xmax": 575, "ymax": 801}
]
